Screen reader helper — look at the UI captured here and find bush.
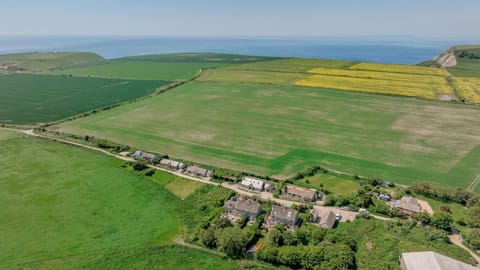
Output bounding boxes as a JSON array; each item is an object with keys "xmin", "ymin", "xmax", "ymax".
[
  {"xmin": 215, "ymin": 227, "xmax": 248, "ymax": 258},
  {"xmin": 466, "ymin": 206, "xmax": 480, "ymax": 228},
  {"xmin": 464, "ymin": 228, "xmax": 480, "ymax": 250}
]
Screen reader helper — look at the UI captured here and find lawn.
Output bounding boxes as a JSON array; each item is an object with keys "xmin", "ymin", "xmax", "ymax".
[
  {"xmin": 0, "ymin": 74, "xmax": 168, "ymax": 124},
  {"xmin": 57, "ymin": 81, "xmax": 480, "ymax": 189},
  {"xmin": 295, "ymin": 173, "xmax": 360, "ymax": 196},
  {"xmin": 163, "ymin": 176, "xmax": 205, "ymax": 199},
  {"xmin": 0, "ymin": 129, "xmax": 247, "ymax": 269}
]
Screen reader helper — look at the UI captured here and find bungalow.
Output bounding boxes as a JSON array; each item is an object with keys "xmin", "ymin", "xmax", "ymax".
[
  {"xmin": 240, "ymin": 176, "xmax": 265, "ymax": 192},
  {"xmin": 269, "ymin": 205, "xmax": 299, "ymax": 229},
  {"xmin": 185, "ymin": 165, "xmax": 213, "ymax": 178},
  {"xmin": 393, "ymin": 196, "xmax": 421, "ymax": 217},
  {"xmin": 264, "ymin": 182, "xmax": 276, "ymax": 193},
  {"xmin": 400, "ymin": 251, "xmax": 477, "ymax": 270},
  {"xmin": 223, "ymin": 195, "xmax": 263, "ymax": 222},
  {"xmin": 310, "ymin": 207, "xmax": 337, "ymax": 229},
  {"xmin": 132, "ymin": 150, "xmax": 156, "ymax": 161},
  {"xmin": 159, "ymin": 159, "xmax": 186, "ymax": 170},
  {"xmin": 285, "ymin": 185, "xmax": 318, "ymax": 202}
]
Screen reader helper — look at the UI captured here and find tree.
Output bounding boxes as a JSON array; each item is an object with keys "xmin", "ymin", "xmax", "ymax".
[
  {"xmin": 424, "ymin": 227, "xmax": 448, "ymax": 242},
  {"xmin": 256, "ymin": 246, "xmax": 279, "ymax": 264},
  {"xmin": 415, "ymin": 212, "xmax": 432, "ymax": 226},
  {"xmin": 464, "ymin": 229, "xmax": 480, "ymax": 250},
  {"xmin": 201, "ymin": 227, "xmax": 217, "ymax": 248},
  {"xmin": 266, "ymin": 226, "xmax": 284, "ymax": 247},
  {"xmin": 321, "ymin": 243, "xmax": 356, "ymax": 270},
  {"xmin": 278, "ymin": 246, "xmax": 303, "ymax": 268},
  {"xmin": 432, "ymin": 212, "xmax": 453, "ymax": 231},
  {"xmin": 214, "ymin": 218, "xmax": 232, "ymax": 229},
  {"xmin": 466, "ymin": 206, "xmax": 480, "ymax": 228},
  {"xmin": 215, "ymin": 227, "xmax": 248, "ymax": 258}
]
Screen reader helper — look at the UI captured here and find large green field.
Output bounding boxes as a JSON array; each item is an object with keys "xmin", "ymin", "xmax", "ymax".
[
  {"xmin": 57, "ymin": 81, "xmax": 480, "ymax": 189},
  {"xmin": 0, "ymin": 129, "xmax": 278, "ymax": 270},
  {"xmin": 0, "ymin": 74, "xmax": 167, "ymax": 124},
  {"xmin": 447, "ymin": 46, "xmax": 480, "ymax": 77},
  {"xmin": 52, "ymin": 53, "xmax": 277, "ymax": 80}
]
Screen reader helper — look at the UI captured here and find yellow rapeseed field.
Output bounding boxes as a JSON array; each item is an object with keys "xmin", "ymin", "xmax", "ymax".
[
  {"xmin": 349, "ymin": 62, "xmax": 447, "ymax": 76},
  {"xmin": 295, "ymin": 74, "xmax": 452, "ymax": 99},
  {"xmin": 452, "ymin": 77, "xmax": 480, "ymax": 104},
  {"xmin": 308, "ymin": 68, "xmax": 448, "ymax": 84}
]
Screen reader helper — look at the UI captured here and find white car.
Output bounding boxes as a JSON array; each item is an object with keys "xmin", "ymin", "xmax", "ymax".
[{"xmin": 335, "ymin": 213, "xmax": 342, "ymax": 220}]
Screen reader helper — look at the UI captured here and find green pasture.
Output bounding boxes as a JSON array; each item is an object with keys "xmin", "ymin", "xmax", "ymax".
[
  {"xmin": 295, "ymin": 173, "xmax": 360, "ymax": 196},
  {"xmin": 0, "ymin": 129, "xmax": 245, "ymax": 269},
  {"xmin": 58, "ymin": 81, "xmax": 480, "ymax": 189},
  {"xmin": 0, "ymin": 74, "xmax": 167, "ymax": 124}
]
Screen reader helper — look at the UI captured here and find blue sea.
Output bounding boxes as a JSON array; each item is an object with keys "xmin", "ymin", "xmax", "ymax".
[{"xmin": 1, "ymin": 36, "xmax": 479, "ymax": 64}]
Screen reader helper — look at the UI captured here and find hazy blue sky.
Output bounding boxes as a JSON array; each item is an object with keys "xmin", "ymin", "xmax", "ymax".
[{"xmin": 1, "ymin": 0, "xmax": 479, "ymax": 37}]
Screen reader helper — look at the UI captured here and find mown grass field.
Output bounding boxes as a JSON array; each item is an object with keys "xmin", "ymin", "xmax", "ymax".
[
  {"xmin": 0, "ymin": 74, "xmax": 167, "ymax": 124},
  {"xmin": 0, "ymin": 129, "xmax": 279, "ymax": 270},
  {"xmin": 57, "ymin": 81, "xmax": 480, "ymax": 189},
  {"xmin": 0, "ymin": 52, "xmax": 103, "ymax": 72},
  {"xmin": 295, "ymin": 173, "xmax": 359, "ymax": 196}
]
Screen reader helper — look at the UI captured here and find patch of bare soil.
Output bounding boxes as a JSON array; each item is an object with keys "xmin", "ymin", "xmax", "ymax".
[
  {"xmin": 417, "ymin": 199, "xmax": 434, "ymax": 215},
  {"xmin": 365, "ymin": 241, "xmax": 373, "ymax": 251}
]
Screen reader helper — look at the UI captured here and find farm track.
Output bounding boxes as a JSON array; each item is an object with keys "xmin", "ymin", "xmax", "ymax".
[{"xmin": 467, "ymin": 173, "xmax": 480, "ymax": 192}]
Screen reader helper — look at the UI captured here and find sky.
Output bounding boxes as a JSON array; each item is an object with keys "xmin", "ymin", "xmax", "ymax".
[{"xmin": 1, "ymin": 0, "xmax": 479, "ymax": 37}]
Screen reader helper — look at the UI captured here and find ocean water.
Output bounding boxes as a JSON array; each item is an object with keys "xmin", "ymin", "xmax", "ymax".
[{"xmin": 0, "ymin": 36, "xmax": 478, "ymax": 64}]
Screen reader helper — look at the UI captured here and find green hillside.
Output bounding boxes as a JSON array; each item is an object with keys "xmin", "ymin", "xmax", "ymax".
[
  {"xmin": 448, "ymin": 45, "xmax": 480, "ymax": 77},
  {"xmin": 0, "ymin": 52, "xmax": 103, "ymax": 73}
]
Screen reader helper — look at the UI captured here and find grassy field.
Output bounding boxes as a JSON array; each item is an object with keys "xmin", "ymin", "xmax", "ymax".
[
  {"xmin": 163, "ymin": 176, "xmax": 205, "ymax": 199},
  {"xmin": 0, "ymin": 74, "xmax": 167, "ymax": 124},
  {"xmin": 57, "ymin": 81, "xmax": 480, "ymax": 189},
  {"xmin": 337, "ymin": 219, "xmax": 476, "ymax": 269},
  {"xmin": 0, "ymin": 129, "xmax": 276, "ymax": 269},
  {"xmin": 53, "ymin": 53, "xmax": 277, "ymax": 81},
  {"xmin": 295, "ymin": 173, "xmax": 359, "ymax": 196},
  {"xmin": 447, "ymin": 46, "xmax": 480, "ymax": 77},
  {"xmin": 0, "ymin": 52, "xmax": 102, "ymax": 72}
]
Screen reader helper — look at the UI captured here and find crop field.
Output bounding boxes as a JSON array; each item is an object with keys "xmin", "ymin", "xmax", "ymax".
[
  {"xmin": 222, "ymin": 58, "xmax": 355, "ymax": 73},
  {"xmin": 0, "ymin": 52, "xmax": 103, "ymax": 72},
  {"xmin": 349, "ymin": 62, "xmax": 447, "ymax": 76},
  {"xmin": 53, "ymin": 53, "xmax": 277, "ymax": 81},
  {"xmin": 452, "ymin": 77, "xmax": 480, "ymax": 103},
  {"xmin": 57, "ymin": 81, "xmax": 480, "ymax": 190},
  {"xmin": 198, "ymin": 68, "xmax": 306, "ymax": 84},
  {"xmin": 53, "ymin": 61, "xmax": 227, "ymax": 81},
  {"xmin": 0, "ymin": 129, "xmax": 272, "ymax": 269},
  {"xmin": 295, "ymin": 74, "xmax": 451, "ymax": 99},
  {"xmin": 0, "ymin": 74, "xmax": 167, "ymax": 124}
]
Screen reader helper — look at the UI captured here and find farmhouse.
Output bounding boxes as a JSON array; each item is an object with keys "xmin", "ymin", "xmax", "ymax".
[
  {"xmin": 185, "ymin": 165, "xmax": 213, "ymax": 178},
  {"xmin": 309, "ymin": 207, "xmax": 337, "ymax": 229},
  {"xmin": 223, "ymin": 195, "xmax": 263, "ymax": 223},
  {"xmin": 399, "ymin": 251, "xmax": 477, "ymax": 270},
  {"xmin": 268, "ymin": 205, "xmax": 299, "ymax": 229},
  {"xmin": 240, "ymin": 176, "xmax": 265, "ymax": 191},
  {"xmin": 159, "ymin": 158, "xmax": 186, "ymax": 170},
  {"xmin": 285, "ymin": 185, "xmax": 318, "ymax": 202},
  {"xmin": 132, "ymin": 150, "xmax": 157, "ymax": 161},
  {"xmin": 392, "ymin": 196, "xmax": 421, "ymax": 216}
]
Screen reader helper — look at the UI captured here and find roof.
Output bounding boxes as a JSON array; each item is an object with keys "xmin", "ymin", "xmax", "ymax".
[
  {"xmin": 401, "ymin": 251, "xmax": 477, "ymax": 270},
  {"xmin": 142, "ymin": 153, "xmax": 156, "ymax": 160},
  {"xmin": 186, "ymin": 165, "xmax": 209, "ymax": 175},
  {"xmin": 160, "ymin": 159, "xmax": 183, "ymax": 167},
  {"xmin": 395, "ymin": 196, "xmax": 421, "ymax": 213},
  {"xmin": 271, "ymin": 205, "xmax": 298, "ymax": 223},
  {"xmin": 241, "ymin": 176, "xmax": 265, "ymax": 190},
  {"xmin": 286, "ymin": 185, "xmax": 317, "ymax": 200},
  {"xmin": 312, "ymin": 208, "xmax": 336, "ymax": 228},
  {"xmin": 235, "ymin": 199, "xmax": 262, "ymax": 214}
]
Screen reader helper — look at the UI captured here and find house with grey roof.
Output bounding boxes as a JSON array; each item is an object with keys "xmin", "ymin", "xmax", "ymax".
[
  {"xmin": 132, "ymin": 150, "xmax": 156, "ymax": 161},
  {"xmin": 310, "ymin": 207, "xmax": 337, "ymax": 228},
  {"xmin": 223, "ymin": 195, "xmax": 263, "ymax": 223},
  {"xmin": 285, "ymin": 185, "xmax": 319, "ymax": 202},
  {"xmin": 268, "ymin": 205, "xmax": 299, "ymax": 229},
  {"xmin": 185, "ymin": 165, "xmax": 212, "ymax": 178},
  {"xmin": 400, "ymin": 251, "xmax": 477, "ymax": 270},
  {"xmin": 159, "ymin": 159, "xmax": 186, "ymax": 170},
  {"xmin": 240, "ymin": 176, "xmax": 265, "ymax": 192},
  {"xmin": 393, "ymin": 196, "xmax": 421, "ymax": 217}
]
